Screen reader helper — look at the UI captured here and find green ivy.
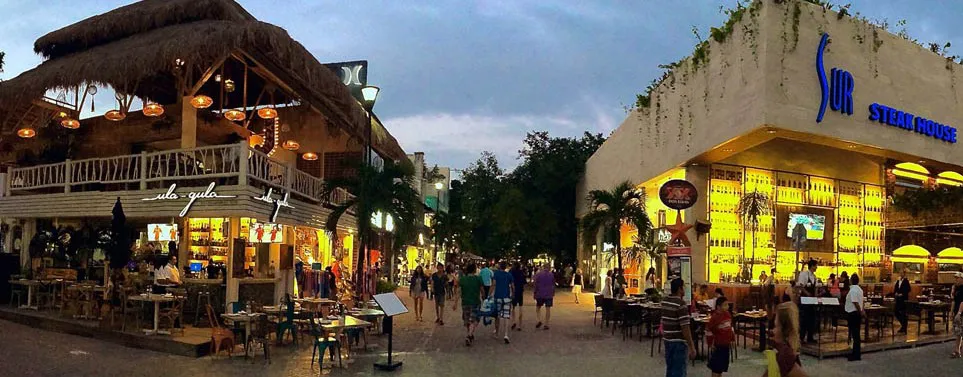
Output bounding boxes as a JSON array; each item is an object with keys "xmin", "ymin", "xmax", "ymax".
[{"xmin": 891, "ymin": 187, "xmax": 963, "ymax": 217}]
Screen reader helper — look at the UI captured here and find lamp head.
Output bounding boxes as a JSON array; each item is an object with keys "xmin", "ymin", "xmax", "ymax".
[
  {"xmin": 361, "ymin": 85, "xmax": 380, "ymax": 111},
  {"xmin": 434, "ymin": 182, "xmax": 444, "ymax": 190}
]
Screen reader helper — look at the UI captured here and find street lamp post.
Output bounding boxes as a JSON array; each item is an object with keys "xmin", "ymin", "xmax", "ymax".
[
  {"xmin": 433, "ymin": 182, "xmax": 443, "ymax": 263},
  {"xmin": 360, "ymin": 85, "xmax": 379, "ymax": 299}
]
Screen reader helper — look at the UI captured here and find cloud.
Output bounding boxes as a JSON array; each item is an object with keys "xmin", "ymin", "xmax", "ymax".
[{"xmin": 384, "ymin": 104, "xmax": 620, "ymax": 172}]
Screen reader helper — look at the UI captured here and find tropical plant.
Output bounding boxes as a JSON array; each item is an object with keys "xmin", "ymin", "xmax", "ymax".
[
  {"xmin": 581, "ymin": 181, "xmax": 652, "ymax": 271},
  {"xmin": 630, "ymin": 231, "xmax": 667, "ymax": 277},
  {"xmin": 323, "ymin": 160, "xmax": 421, "ymax": 299},
  {"xmin": 737, "ymin": 191, "xmax": 771, "ymax": 282}
]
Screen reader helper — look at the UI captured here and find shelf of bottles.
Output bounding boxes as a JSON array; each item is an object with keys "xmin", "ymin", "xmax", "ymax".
[
  {"xmin": 707, "ymin": 164, "xmax": 886, "ymax": 283},
  {"xmin": 239, "ymin": 218, "xmax": 258, "ymax": 270},
  {"xmin": 189, "ymin": 218, "xmax": 229, "ymax": 263}
]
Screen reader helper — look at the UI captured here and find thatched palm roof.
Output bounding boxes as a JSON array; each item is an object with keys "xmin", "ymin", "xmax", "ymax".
[
  {"xmin": 34, "ymin": 0, "xmax": 254, "ymax": 60},
  {"xmin": 0, "ymin": 0, "xmax": 406, "ymax": 161}
]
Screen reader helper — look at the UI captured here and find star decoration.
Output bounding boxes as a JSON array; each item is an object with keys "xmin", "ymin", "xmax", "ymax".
[{"xmin": 666, "ymin": 215, "xmax": 693, "ymax": 247}]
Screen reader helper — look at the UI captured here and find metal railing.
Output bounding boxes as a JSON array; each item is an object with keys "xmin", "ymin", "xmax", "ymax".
[{"xmin": 5, "ymin": 142, "xmax": 354, "ymax": 206}]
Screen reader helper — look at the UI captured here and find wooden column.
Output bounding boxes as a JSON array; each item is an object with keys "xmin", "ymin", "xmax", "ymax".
[{"xmin": 180, "ymin": 97, "xmax": 198, "ymax": 149}]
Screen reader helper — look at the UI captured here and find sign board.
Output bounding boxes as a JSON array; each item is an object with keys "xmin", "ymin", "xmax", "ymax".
[
  {"xmin": 254, "ymin": 188, "xmax": 294, "ymax": 222},
  {"xmin": 324, "ymin": 60, "xmax": 368, "ymax": 101},
  {"xmin": 141, "ymin": 182, "xmax": 236, "ymax": 217},
  {"xmin": 147, "ymin": 224, "xmax": 178, "ymax": 242},
  {"xmin": 667, "ymin": 246, "xmax": 692, "ymax": 257},
  {"xmin": 659, "ymin": 180, "xmax": 698, "ymax": 210},
  {"xmin": 249, "ymin": 223, "xmax": 284, "ymax": 243},
  {"xmin": 373, "ymin": 292, "xmax": 409, "ymax": 317},
  {"xmin": 657, "ymin": 228, "xmax": 671, "ymax": 243}
]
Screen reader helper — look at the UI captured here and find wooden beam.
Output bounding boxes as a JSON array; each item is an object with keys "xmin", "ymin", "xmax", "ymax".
[{"xmin": 187, "ymin": 55, "xmax": 229, "ymax": 97}]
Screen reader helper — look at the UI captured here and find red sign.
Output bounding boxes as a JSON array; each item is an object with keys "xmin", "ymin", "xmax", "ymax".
[
  {"xmin": 667, "ymin": 246, "xmax": 692, "ymax": 257},
  {"xmin": 659, "ymin": 180, "xmax": 698, "ymax": 210}
]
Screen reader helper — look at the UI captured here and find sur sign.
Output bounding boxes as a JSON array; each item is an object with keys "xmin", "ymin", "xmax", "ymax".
[
  {"xmin": 815, "ymin": 33, "xmax": 957, "ymax": 143},
  {"xmin": 141, "ymin": 182, "xmax": 236, "ymax": 217},
  {"xmin": 659, "ymin": 180, "xmax": 698, "ymax": 210}
]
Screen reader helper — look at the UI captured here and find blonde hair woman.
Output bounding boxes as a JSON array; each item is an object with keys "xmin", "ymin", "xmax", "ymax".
[{"xmin": 764, "ymin": 302, "xmax": 808, "ymax": 377}]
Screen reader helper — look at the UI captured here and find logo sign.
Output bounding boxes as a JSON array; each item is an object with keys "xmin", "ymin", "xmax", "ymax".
[
  {"xmin": 324, "ymin": 60, "xmax": 368, "ymax": 100},
  {"xmin": 254, "ymin": 188, "xmax": 295, "ymax": 223},
  {"xmin": 815, "ymin": 33, "xmax": 957, "ymax": 143},
  {"xmin": 666, "ymin": 246, "xmax": 691, "ymax": 257},
  {"xmin": 657, "ymin": 229, "xmax": 672, "ymax": 243},
  {"xmin": 816, "ymin": 33, "xmax": 854, "ymax": 123},
  {"xmin": 249, "ymin": 222, "xmax": 284, "ymax": 243},
  {"xmin": 659, "ymin": 180, "xmax": 698, "ymax": 210},
  {"xmin": 141, "ymin": 182, "xmax": 236, "ymax": 217}
]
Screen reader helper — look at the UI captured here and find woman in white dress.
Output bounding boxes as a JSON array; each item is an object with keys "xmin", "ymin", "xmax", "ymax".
[{"xmin": 602, "ymin": 270, "xmax": 614, "ymax": 298}]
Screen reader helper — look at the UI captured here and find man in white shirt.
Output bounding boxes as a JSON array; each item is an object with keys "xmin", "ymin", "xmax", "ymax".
[
  {"xmin": 845, "ymin": 274, "xmax": 865, "ymax": 361},
  {"xmin": 795, "ymin": 260, "xmax": 818, "ymax": 343}
]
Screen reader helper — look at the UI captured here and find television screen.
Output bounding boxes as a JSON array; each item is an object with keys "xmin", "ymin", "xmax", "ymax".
[
  {"xmin": 787, "ymin": 213, "xmax": 826, "ymax": 240},
  {"xmin": 147, "ymin": 223, "xmax": 178, "ymax": 242},
  {"xmin": 248, "ymin": 222, "xmax": 284, "ymax": 243},
  {"xmin": 190, "ymin": 262, "xmax": 203, "ymax": 272}
]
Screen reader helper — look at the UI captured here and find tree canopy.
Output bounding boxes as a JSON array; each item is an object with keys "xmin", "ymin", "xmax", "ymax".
[{"xmin": 453, "ymin": 131, "xmax": 605, "ymax": 262}]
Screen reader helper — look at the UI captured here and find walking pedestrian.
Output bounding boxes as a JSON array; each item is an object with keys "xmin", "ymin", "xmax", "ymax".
[
  {"xmin": 479, "ymin": 262, "xmax": 494, "ymax": 298},
  {"xmin": 455, "ymin": 263, "xmax": 483, "ymax": 346},
  {"xmin": 845, "ymin": 274, "xmax": 864, "ymax": 361},
  {"xmin": 409, "ymin": 266, "xmax": 428, "ymax": 321},
  {"xmin": 431, "ymin": 263, "xmax": 448, "ymax": 325},
  {"xmin": 707, "ymin": 297, "xmax": 734, "ymax": 377},
  {"xmin": 661, "ymin": 278, "xmax": 695, "ymax": 377},
  {"xmin": 951, "ymin": 272, "xmax": 963, "ymax": 358},
  {"xmin": 534, "ymin": 263, "xmax": 555, "ymax": 330},
  {"xmin": 571, "ymin": 268, "xmax": 584, "ymax": 304},
  {"xmin": 602, "ymin": 270, "xmax": 614, "ymax": 299},
  {"xmin": 510, "ymin": 261, "xmax": 526, "ymax": 331},
  {"xmin": 490, "ymin": 261, "xmax": 514, "ymax": 344},
  {"xmin": 764, "ymin": 302, "xmax": 805, "ymax": 377}
]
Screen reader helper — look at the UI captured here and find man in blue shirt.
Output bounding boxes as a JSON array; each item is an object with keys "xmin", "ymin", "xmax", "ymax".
[
  {"xmin": 479, "ymin": 263, "xmax": 493, "ymax": 298},
  {"xmin": 490, "ymin": 261, "xmax": 514, "ymax": 344}
]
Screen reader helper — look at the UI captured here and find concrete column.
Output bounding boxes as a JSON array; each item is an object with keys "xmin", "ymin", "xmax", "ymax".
[
  {"xmin": 686, "ymin": 165, "xmax": 710, "ymax": 284},
  {"xmin": 180, "ymin": 98, "xmax": 197, "ymax": 149},
  {"xmin": 225, "ymin": 216, "xmax": 240, "ymax": 312}
]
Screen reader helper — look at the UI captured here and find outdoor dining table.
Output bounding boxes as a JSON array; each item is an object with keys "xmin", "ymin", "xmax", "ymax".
[
  {"xmin": 127, "ymin": 293, "xmax": 176, "ymax": 335},
  {"xmin": 918, "ymin": 301, "xmax": 951, "ymax": 335},
  {"xmin": 221, "ymin": 312, "xmax": 266, "ymax": 357},
  {"xmin": 863, "ymin": 304, "xmax": 889, "ymax": 341},
  {"xmin": 349, "ymin": 308, "xmax": 386, "ymax": 333},
  {"xmin": 314, "ymin": 315, "xmax": 373, "ymax": 366},
  {"xmin": 735, "ymin": 310, "xmax": 768, "ymax": 351},
  {"xmin": 66, "ymin": 284, "xmax": 106, "ymax": 319},
  {"xmin": 8, "ymin": 279, "xmax": 44, "ymax": 310}
]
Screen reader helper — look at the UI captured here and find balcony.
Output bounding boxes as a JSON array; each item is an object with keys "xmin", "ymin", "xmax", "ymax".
[{"xmin": 2, "ymin": 142, "xmax": 352, "ymax": 207}]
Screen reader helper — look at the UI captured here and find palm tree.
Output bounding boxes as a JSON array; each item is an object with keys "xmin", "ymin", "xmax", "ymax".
[
  {"xmin": 581, "ymin": 181, "xmax": 652, "ymax": 271},
  {"xmin": 629, "ymin": 231, "xmax": 667, "ymax": 277},
  {"xmin": 323, "ymin": 160, "xmax": 421, "ymax": 299},
  {"xmin": 737, "ymin": 191, "xmax": 772, "ymax": 282}
]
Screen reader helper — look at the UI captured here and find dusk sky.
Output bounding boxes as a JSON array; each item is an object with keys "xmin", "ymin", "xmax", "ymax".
[{"xmin": 1, "ymin": 0, "xmax": 959, "ymax": 172}]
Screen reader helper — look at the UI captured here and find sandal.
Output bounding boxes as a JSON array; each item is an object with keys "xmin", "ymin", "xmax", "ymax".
[{"xmin": 952, "ymin": 352, "xmax": 961, "ymax": 359}]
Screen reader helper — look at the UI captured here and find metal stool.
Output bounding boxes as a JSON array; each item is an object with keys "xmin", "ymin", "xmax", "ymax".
[
  {"xmin": 194, "ymin": 289, "xmax": 213, "ymax": 326},
  {"xmin": 9, "ymin": 286, "xmax": 23, "ymax": 308}
]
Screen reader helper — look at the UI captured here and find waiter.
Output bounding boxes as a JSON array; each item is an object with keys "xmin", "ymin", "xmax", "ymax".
[
  {"xmin": 894, "ymin": 268, "xmax": 911, "ymax": 334},
  {"xmin": 795, "ymin": 259, "xmax": 818, "ymax": 344}
]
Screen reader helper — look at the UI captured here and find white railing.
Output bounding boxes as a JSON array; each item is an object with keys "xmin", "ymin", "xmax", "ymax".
[
  {"xmin": 6, "ymin": 142, "xmax": 356, "ymax": 207},
  {"xmin": 9, "ymin": 162, "xmax": 66, "ymax": 190},
  {"xmin": 70, "ymin": 154, "xmax": 141, "ymax": 185},
  {"xmin": 247, "ymin": 148, "xmax": 287, "ymax": 188},
  {"xmin": 145, "ymin": 144, "xmax": 240, "ymax": 182},
  {"xmin": 291, "ymin": 169, "xmax": 325, "ymax": 200}
]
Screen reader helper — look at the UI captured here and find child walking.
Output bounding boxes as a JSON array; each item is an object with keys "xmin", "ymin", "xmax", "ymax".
[{"xmin": 707, "ymin": 297, "xmax": 734, "ymax": 377}]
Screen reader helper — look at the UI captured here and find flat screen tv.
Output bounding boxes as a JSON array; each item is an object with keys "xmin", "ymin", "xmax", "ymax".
[{"xmin": 786, "ymin": 213, "xmax": 826, "ymax": 240}]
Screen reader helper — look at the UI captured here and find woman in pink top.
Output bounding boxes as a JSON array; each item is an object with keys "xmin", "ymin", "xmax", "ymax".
[{"xmin": 828, "ymin": 273, "xmax": 841, "ymax": 298}]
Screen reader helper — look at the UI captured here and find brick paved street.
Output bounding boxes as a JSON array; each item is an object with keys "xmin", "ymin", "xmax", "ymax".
[{"xmin": 0, "ymin": 289, "xmax": 956, "ymax": 376}]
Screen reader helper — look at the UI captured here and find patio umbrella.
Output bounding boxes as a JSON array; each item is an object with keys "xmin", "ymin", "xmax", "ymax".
[{"xmin": 108, "ymin": 197, "xmax": 131, "ymax": 270}]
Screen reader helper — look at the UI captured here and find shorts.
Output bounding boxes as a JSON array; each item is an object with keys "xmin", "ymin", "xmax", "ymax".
[
  {"xmin": 536, "ymin": 298, "xmax": 554, "ymax": 308},
  {"xmin": 707, "ymin": 345, "xmax": 730, "ymax": 373},
  {"xmin": 495, "ymin": 297, "xmax": 512, "ymax": 318},
  {"xmin": 434, "ymin": 295, "xmax": 445, "ymax": 307},
  {"xmin": 462, "ymin": 304, "xmax": 480, "ymax": 325},
  {"xmin": 572, "ymin": 285, "xmax": 582, "ymax": 294},
  {"xmin": 512, "ymin": 293, "xmax": 524, "ymax": 307}
]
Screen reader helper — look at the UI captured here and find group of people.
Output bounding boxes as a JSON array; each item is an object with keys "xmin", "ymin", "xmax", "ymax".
[
  {"xmin": 601, "ymin": 267, "xmax": 654, "ymax": 299},
  {"xmin": 408, "ymin": 261, "xmax": 560, "ymax": 346}
]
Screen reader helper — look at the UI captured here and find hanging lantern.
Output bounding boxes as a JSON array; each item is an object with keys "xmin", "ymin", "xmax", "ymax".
[
  {"xmin": 143, "ymin": 103, "xmax": 164, "ymax": 117},
  {"xmin": 60, "ymin": 118, "xmax": 80, "ymax": 129},
  {"xmin": 301, "ymin": 152, "xmax": 318, "ymax": 161},
  {"xmin": 224, "ymin": 79, "xmax": 236, "ymax": 92},
  {"xmin": 249, "ymin": 134, "xmax": 265, "ymax": 148},
  {"xmin": 17, "ymin": 127, "xmax": 36, "ymax": 138},
  {"xmin": 190, "ymin": 95, "xmax": 213, "ymax": 109},
  {"xmin": 104, "ymin": 110, "xmax": 126, "ymax": 121},
  {"xmin": 224, "ymin": 109, "xmax": 245, "ymax": 121},
  {"xmin": 282, "ymin": 140, "xmax": 300, "ymax": 151},
  {"xmin": 257, "ymin": 107, "xmax": 278, "ymax": 119}
]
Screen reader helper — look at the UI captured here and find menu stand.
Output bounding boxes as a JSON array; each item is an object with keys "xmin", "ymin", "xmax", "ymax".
[
  {"xmin": 372, "ymin": 293, "xmax": 408, "ymax": 371},
  {"xmin": 800, "ymin": 296, "xmax": 839, "ymax": 359}
]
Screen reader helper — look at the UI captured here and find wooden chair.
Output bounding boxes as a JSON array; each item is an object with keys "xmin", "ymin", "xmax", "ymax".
[
  {"xmin": 205, "ymin": 304, "xmax": 235, "ymax": 358},
  {"xmin": 160, "ymin": 290, "xmax": 187, "ymax": 336},
  {"xmin": 248, "ymin": 314, "xmax": 272, "ymax": 365},
  {"xmin": 593, "ymin": 294, "xmax": 604, "ymax": 324}
]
